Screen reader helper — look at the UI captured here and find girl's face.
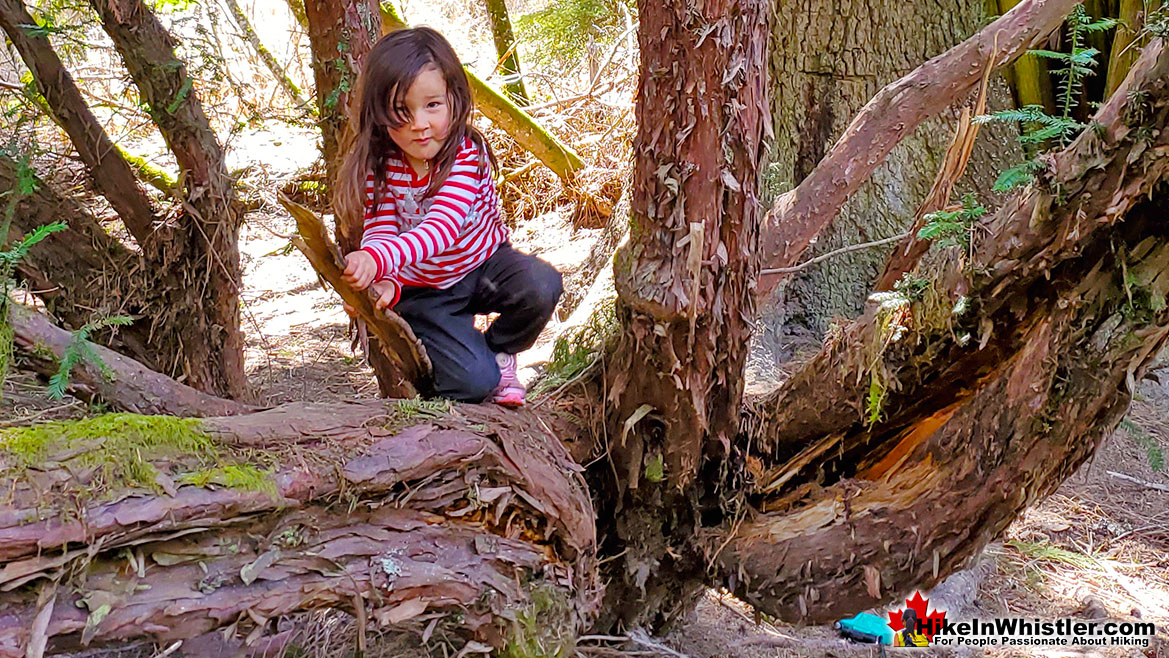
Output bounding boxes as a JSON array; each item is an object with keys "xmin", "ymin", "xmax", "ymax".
[{"xmin": 388, "ymin": 65, "xmax": 452, "ymax": 173}]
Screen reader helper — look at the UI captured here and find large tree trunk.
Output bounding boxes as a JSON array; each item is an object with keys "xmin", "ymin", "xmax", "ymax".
[
  {"xmin": 754, "ymin": 0, "xmax": 1025, "ymax": 348},
  {"xmin": 598, "ymin": 0, "xmax": 770, "ymax": 629},
  {"xmin": 88, "ymin": 0, "xmax": 249, "ymax": 399}
]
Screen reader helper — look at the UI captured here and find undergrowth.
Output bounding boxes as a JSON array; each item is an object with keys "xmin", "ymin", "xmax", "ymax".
[{"xmin": 530, "ymin": 298, "xmax": 616, "ymax": 398}]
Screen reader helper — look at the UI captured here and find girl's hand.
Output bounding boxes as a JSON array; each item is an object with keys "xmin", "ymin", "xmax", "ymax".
[
  {"xmin": 342, "ymin": 251, "xmax": 377, "ymax": 290},
  {"xmin": 370, "ymin": 279, "xmax": 400, "ymax": 311}
]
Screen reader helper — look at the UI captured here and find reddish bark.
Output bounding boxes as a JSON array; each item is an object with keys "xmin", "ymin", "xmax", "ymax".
[
  {"xmin": 0, "ymin": 402, "xmax": 597, "ymax": 653},
  {"xmin": 303, "ymin": 0, "xmax": 380, "ymax": 204},
  {"xmin": 88, "ymin": 0, "xmax": 249, "ymax": 399},
  {"xmin": 715, "ymin": 38, "xmax": 1169, "ymax": 622}
]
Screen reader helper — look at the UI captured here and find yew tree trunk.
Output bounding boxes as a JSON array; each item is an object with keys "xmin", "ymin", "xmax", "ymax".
[
  {"xmin": 598, "ymin": 0, "xmax": 770, "ymax": 629},
  {"xmin": 88, "ymin": 0, "xmax": 249, "ymax": 399},
  {"xmin": 711, "ymin": 37, "xmax": 1169, "ymax": 622}
]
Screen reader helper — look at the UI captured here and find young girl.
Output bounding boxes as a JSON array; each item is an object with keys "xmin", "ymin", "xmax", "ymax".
[{"xmin": 336, "ymin": 27, "xmax": 562, "ymax": 408}]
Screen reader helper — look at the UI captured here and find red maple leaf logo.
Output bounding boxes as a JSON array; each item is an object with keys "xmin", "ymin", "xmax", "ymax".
[{"xmin": 888, "ymin": 591, "xmax": 947, "ymax": 641}]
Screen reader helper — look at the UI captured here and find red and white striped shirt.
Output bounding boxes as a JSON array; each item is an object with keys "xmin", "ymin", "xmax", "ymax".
[{"xmin": 360, "ymin": 137, "xmax": 508, "ymax": 289}]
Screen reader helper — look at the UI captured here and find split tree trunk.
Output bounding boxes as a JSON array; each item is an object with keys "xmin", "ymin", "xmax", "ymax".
[
  {"xmin": 714, "ymin": 37, "xmax": 1169, "ymax": 621},
  {"xmin": 88, "ymin": 0, "xmax": 249, "ymax": 399}
]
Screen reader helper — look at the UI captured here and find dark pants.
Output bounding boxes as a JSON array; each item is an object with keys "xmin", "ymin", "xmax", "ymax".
[{"xmin": 394, "ymin": 244, "xmax": 563, "ymax": 402}]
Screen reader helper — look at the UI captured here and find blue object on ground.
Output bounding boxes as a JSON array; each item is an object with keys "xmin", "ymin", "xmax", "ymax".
[{"xmin": 834, "ymin": 612, "xmax": 895, "ymax": 645}]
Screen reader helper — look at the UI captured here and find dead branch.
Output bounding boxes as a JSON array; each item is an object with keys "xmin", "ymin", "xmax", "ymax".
[{"xmin": 278, "ymin": 195, "xmax": 432, "ymax": 397}]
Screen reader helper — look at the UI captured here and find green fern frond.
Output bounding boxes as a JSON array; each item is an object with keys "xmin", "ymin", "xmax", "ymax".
[{"xmin": 993, "ymin": 160, "xmax": 1044, "ymax": 193}]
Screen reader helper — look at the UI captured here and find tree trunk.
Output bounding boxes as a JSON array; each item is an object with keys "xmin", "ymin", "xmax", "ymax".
[
  {"xmin": 88, "ymin": 0, "xmax": 249, "ymax": 399},
  {"xmin": 755, "ymin": 0, "xmax": 1025, "ymax": 344},
  {"xmin": 0, "ymin": 0, "xmax": 160, "ymax": 246},
  {"xmin": 483, "ymin": 0, "xmax": 528, "ymax": 104},
  {"xmin": 598, "ymin": 0, "xmax": 770, "ymax": 629},
  {"xmin": 303, "ymin": 0, "xmax": 380, "ymax": 199}
]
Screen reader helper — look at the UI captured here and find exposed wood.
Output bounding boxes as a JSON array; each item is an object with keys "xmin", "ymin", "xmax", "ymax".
[
  {"xmin": 8, "ymin": 305, "xmax": 255, "ymax": 417},
  {"xmin": 381, "ymin": 3, "xmax": 585, "ymax": 182},
  {"xmin": 0, "ymin": 0, "xmax": 159, "ymax": 245},
  {"xmin": 483, "ymin": 0, "xmax": 528, "ymax": 104},
  {"xmin": 756, "ymin": 0, "xmax": 1080, "ymax": 301},
  {"xmin": 717, "ymin": 38, "xmax": 1169, "ymax": 623},
  {"xmin": 89, "ymin": 0, "xmax": 249, "ymax": 399},
  {"xmin": 875, "ymin": 61, "xmax": 993, "ymax": 290},
  {"xmin": 278, "ymin": 195, "xmax": 432, "ymax": 397}
]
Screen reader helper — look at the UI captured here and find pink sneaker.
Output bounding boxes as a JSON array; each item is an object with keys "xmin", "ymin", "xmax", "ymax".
[{"xmin": 491, "ymin": 352, "xmax": 526, "ymax": 408}]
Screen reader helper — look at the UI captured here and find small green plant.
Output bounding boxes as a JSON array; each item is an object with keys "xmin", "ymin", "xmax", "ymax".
[
  {"xmin": 499, "ymin": 585, "xmax": 575, "ymax": 658},
  {"xmin": 530, "ymin": 299, "xmax": 616, "ymax": 397},
  {"xmin": 976, "ymin": 4, "xmax": 1116, "ymax": 191},
  {"xmin": 917, "ymin": 193, "xmax": 987, "ymax": 250},
  {"xmin": 48, "ymin": 315, "xmax": 134, "ymax": 399},
  {"xmin": 1119, "ymin": 419, "xmax": 1165, "ymax": 471}
]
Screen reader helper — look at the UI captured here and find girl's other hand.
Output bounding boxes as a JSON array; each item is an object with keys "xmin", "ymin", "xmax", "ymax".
[
  {"xmin": 370, "ymin": 279, "xmax": 400, "ymax": 311},
  {"xmin": 342, "ymin": 251, "xmax": 377, "ymax": 289}
]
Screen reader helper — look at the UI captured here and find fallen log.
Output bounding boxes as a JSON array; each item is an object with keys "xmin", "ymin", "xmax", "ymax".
[
  {"xmin": 8, "ymin": 305, "xmax": 254, "ymax": 418},
  {"xmin": 0, "ymin": 401, "xmax": 597, "ymax": 653}
]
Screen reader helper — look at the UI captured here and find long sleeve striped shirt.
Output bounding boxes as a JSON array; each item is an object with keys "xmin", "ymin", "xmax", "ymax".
[{"xmin": 359, "ymin": 138, "xmax": 508, "ymax": 290}]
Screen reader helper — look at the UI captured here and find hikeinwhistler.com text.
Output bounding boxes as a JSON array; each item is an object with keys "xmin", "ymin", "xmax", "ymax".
[{"xmin": 923, "ymin": 618, "xmax": 1156, "ymax": 648}]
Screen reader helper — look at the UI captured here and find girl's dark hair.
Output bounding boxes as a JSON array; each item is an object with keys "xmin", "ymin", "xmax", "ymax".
[{"xmin": 335, "ymin": 27, "xmax": 495, "ymax": 245}]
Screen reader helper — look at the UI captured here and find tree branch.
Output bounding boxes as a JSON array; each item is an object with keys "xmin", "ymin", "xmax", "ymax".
[
  {"xmin": 8, "ymin": 304, "xmax": 254, "ymax": 418},
  {"xmin": 278, "ymin": 195, "xmax": 432, "ymax": 397},
  {"xmin": 756, "ymin": 0, "xmax": 1080, "ymax": 299}
]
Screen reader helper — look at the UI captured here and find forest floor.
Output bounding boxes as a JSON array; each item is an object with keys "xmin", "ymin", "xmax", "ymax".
[{"xmin": 2, "ymin": 129, "xmax": 1167, "ymax": 657}]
